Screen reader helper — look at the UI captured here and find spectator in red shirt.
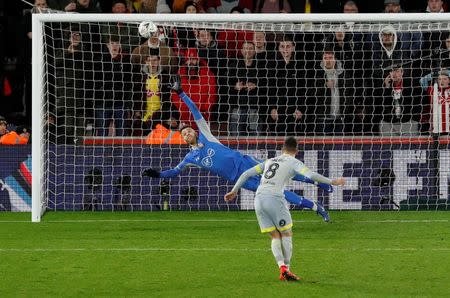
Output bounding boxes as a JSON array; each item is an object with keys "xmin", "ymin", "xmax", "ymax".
[{"xmin": 171, "ymin": 48, "xmax": 217, "ymax": 128}]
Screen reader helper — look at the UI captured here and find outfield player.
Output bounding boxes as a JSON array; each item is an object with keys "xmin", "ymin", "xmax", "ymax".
[
  {"xmin": 142, "ymin": 76, "xmax": 333, "ymax": 221},
  {"xmin": 224, "ymin": 137, "xmax": 345, "ymax": 281}
]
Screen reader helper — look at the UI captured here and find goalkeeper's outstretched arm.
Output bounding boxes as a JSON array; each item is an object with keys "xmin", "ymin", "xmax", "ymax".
[
  {"xmin": 142, "ymin": 159, "xmax": 191, "ymax": 179},
  {"xmin": 170, "ymin": 76, "xmax": 219, "ymax": 143}
]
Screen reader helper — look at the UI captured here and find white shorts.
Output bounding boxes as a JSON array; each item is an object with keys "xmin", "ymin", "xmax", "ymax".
[{"xmin": 254, "ymin": 193, "xmax": 292, "ymax": 233}]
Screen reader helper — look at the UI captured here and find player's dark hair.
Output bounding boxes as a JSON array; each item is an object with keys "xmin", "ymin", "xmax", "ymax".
[
  {"xmin": 179, "ymin": 124, "xmax": 194, "ymax": 133},
  {"xmin": 283, "ymin": 137, "xmax": 298, "ymax": 152}
]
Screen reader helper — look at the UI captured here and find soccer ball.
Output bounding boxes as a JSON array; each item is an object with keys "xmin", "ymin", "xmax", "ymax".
[{"xmin": 138, "ymin": 21, "xmax": 158, "ymax": 38}]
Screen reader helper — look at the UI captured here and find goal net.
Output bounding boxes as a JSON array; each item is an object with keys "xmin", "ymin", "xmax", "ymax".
[{"xmin": 32, "ymin": 13, "xmax": 450, "ymax": 221}]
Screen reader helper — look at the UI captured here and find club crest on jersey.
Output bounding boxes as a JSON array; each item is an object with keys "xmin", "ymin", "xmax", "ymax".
[{"xmin": 201, "ymin": 148, "xmax": 215, "ymax": 167}]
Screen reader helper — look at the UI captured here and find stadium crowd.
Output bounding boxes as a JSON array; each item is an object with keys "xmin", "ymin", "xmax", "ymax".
[{"xmin": 0, "ymin": 0, "xmax": 449, "ymax": 144}]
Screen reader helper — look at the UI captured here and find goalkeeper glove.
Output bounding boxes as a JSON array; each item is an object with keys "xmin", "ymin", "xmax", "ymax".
[
  {"xmin": 142, "ymin": 168, "xmax": 160, "ymax": 178},
  {"xmin": 169, "ymin": 75, "xmax": 183, "ymax": 94}
]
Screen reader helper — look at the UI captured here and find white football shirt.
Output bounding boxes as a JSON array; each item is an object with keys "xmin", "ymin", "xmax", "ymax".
[{"xmin": 256, "ymin": 154, "xmax": 309, "ymax": 197}]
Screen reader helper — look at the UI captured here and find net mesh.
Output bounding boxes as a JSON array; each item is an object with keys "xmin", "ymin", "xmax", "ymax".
[{"xmin": 33, "ymin": 18, "xmax": 450, "ymax": 213}]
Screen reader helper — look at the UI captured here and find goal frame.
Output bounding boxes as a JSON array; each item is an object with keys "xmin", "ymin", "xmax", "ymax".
[{"xmin": 31, "ymin": 13, "xmax": 450, "ymax": 222}]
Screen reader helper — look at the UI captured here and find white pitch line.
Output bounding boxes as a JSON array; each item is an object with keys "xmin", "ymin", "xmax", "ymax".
[
  {"xmin": 358, "ymin": 219, "xmax": 449, "ymax": 223},
  {"xmin": 0, "ymin": 247, "xmax": 449, "ymax": 252},
  {"xmin": 0, "ymin": 219, "xmax": 448, "ymax": 223}
]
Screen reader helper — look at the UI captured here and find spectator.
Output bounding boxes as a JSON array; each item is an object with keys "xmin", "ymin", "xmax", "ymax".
[
  {"xmin": 55, "ymin": 25, "xmax": 95, "ymax": 143},
  {"xmin": 324, "ymin": 29, "xmax": 364, "ymax": 83},
  {"xmin": 138, "ymin": 0, "xmax": 167, "ymax": 13},
  {"xmin": 383, "ymin": 0, "xmax": 403, "ymax": 13},
  {"xmin": 111, "ymin": 0, "xmax": 128, "ymax": 12},
  {"xmin": 369, "ymin": 26, "xmax": 409, "ymax": 84},
  {"xmin": 252, "ymin": 31, "xmax": 274, "ymax": 118},
  {"xmin": 419, "ymin": 5, "xmax": 448, "ymax": 77},
  {"xmin": 94, "ymin": 35, "xmax": 133, "ymax": 137},
  {"xmin": 155, "ymin": 0, "xmax": 172, "ymax": 12},
  {"xmin": 426, "ymin": 0, "xmax": 445, "ymax": 12},
  {"xmin": 170, "ymin": 20, "xmax": 198, "ymax": 50},
  {"xmin": 62, "ymin": 2, "xmax": 103, "ymax": 50},
  {"xmin": 342, "ymin": 0, "xmax": 358, "ymax": 13},
  {"xmin": 194, "ymin": 28, "xmax": 228, "ymax": 122},
  {"xmin": 127, "ymin": 0, "xmax": 142, "ymax": 12},
  {"xmin": 216, "ymin": 1, "xmax": 251, "ymax": 13},
  {"xmin": 305, "ymin": 49, "xmax": 355, "ymax": 135},
  {"xmin": 100, "ymin": 1, "xmax": 140, "ymax": 54},
  {"xmin": 23, "ymin": 0, "xmax": 49, "ymax": 49},
  {"xmin": 132, "ymin": 48, "xmax": 178, "ymax": 136},
  {"xmin": 439, "ymin": 33, "xmax": 450, "ymax": 69},
  {"xmin": 46, "ymin": 0, "xmax": 98, "ymax": 10},
  {"xmin": 364, "ymin": 24, "xmax": 395, "ymax": 133},
  {"xmin": 252, "ymin": 31, "xmax": 276, "ymax": 63},
  {"xmin": 216, "ymin": 10, "xmax": 250, "ymax": 58},
  {"xmin": 374, "ymin": 63, "xmax": 422, "ymax": 136},
  {"xmin": 172, "ymin": 0, "xmax": 207, "ymax": 12},
  {"xmin": 195, "ymin": 29, "xmax": 227, "ymax": 76},
  {"xmin": 324, "ymin": 25, "xmax": 366, "ymax": 133},
  {"xmin": 286, "ymin": 0, "xmax": 341, "ymax": 13},
  {"xmin": 381, "ymin": 1, "xmax": 422, "ymax": 58},
  {"xmin": 145, "ymin": 118, "xmax": 186, "ymax": 144},
  {"xmin": 227, "ymin": 41, "xmax": 267, "ymax": 136},
  {"xmin": 419, "ymin": 69, "xmax": 450, "ymax": 134},
  {"xmin": 364, "ymin": 25, "xmax": 420, "ymax": 134},
  {"xmin": 267, "ymin": 36, "xmax": 306, "ymax": 135},
  {"xmin": 171, "ymin": 48, "xmax": 217, "ymax": 128},
  {"xmin": 131, "ymin": 28, "xmax": 177, "ymax": 73},
  {"xmin": 20, "ymin": 0, "xmax": 49, "ymax": 127},
  {"xmin": 0, "ymin": 116, "xmax": 8, "ymax": 138},
  {"xmin": 184, "ymin": 0, "xmax": 199, "ymax": 12},
  {"xmin": 253, "ymin": 0, "xmax": 293, "ymax": 13},
  {"xmin": 0, "ymin": 126, "xmax": 30, "ymax": 145},
  {"xmin": 64, "ymin": 0, "xmax": 101, "ymax": 12}
]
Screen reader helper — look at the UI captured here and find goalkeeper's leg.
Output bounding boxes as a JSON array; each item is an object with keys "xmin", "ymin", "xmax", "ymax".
[
  {"xmin": 283, "ymin": 190, "xmax": 330, "ymax": 222},
  {"xmin": 292, "ymin": 174, "xmax": 333, "ymax": 193}
]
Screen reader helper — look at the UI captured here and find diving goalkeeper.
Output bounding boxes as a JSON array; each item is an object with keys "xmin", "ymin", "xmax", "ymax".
[{"xmin": 142, "ymin": 76, "xmax": 332, "ymax": 221}]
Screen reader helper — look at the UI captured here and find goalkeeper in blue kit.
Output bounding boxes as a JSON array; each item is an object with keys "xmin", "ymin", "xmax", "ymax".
[{"xmin": 142, "ymin": 76, "xmax": 332, "ymax": 221}]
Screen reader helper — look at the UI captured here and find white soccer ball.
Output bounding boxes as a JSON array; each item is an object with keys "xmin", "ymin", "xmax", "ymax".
[{"xmin": 138, "ymin": 21, "xmax": 158, "ymax": 38}]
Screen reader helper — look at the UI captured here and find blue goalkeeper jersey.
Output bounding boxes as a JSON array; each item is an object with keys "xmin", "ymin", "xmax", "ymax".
[
  {"xmin": 171, "ymin": 133, "xmax": 260, "ymax": 182},
  {"xmin": 159, "ymin": 92, "xmax": 260, "ymax": 182}
]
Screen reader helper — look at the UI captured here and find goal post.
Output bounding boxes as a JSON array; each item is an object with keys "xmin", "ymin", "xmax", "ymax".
[
  {"xmin": 32, "ymin": 13, "xmax": 46, "ymax": 222},
  {"xmin": 31, "ymin": 13, "xmax": 450, "ymax": 222}
]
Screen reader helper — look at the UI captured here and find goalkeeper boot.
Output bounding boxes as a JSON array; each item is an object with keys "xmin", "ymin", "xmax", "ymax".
[
  {"xmin": 317, "ymin": 182, "xmax": 333, "ymax": 193},
  {"xmin": 316, "ymin": 201, "xmax": 330, "ymax": 222}
]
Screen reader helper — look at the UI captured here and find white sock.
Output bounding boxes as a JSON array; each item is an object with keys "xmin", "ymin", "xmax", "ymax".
[
  {"xmin": 312, "ymin": 202, "xmax": 318, "ymax": 211},
  {"xmin": 281, "ymin": 236, "xmax": 293, "ymax": 269},
  {"xmin": 271, "ymin": 238, "xmax": 285, "ymax": 267}
]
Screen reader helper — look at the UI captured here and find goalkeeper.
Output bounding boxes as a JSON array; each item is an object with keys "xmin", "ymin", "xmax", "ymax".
[{"xmin": 142, "ymin": 76, "xmax": 333, "ymax": 221}]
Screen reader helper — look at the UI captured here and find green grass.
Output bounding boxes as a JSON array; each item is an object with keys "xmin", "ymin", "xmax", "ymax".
[{"xmin": 0, "ymin": 211, "xmax": 449, "ymax": 297}]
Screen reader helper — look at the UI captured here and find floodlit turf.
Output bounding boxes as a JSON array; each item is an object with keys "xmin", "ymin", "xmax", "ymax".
[{"xmin": 0, "ymin": 211, "xmax": 449, "ymax": 297}]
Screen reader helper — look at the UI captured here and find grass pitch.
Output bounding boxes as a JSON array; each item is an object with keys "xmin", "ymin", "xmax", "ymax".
[{"xmin": 1, "ymin": 211, "xmax": 449, "ymax": 297}]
